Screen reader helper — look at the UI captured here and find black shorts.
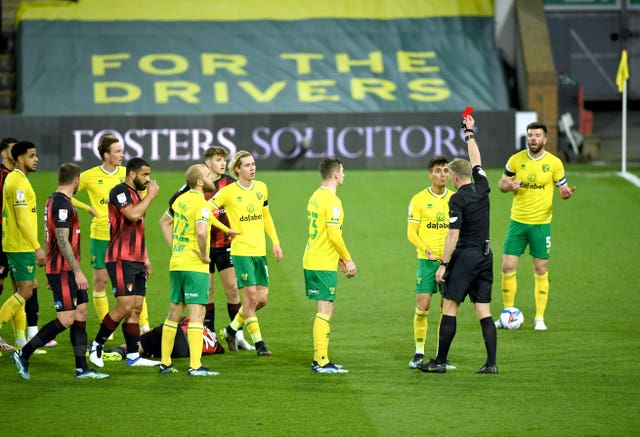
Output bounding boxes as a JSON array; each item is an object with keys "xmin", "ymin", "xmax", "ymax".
[
  {"xmin": 442, "ymin": 248, "xmax": 493, "ymax": 304},
  {"xmin": 106, "ymin": 260, "xmax": 147, "ymax": 297},
  {"xmin": 47, "ymin": 272, "xmax": 89, "ymax": 311},
  {"xmin": 209, "ymin": 247, "xmax": 233, "ymax": 273},
  {"xmin": 0, "ymin": 249, "xmax": 9, "ymax": 279},
  {"xmin": 140, "ymin": 324, "xmax": 189, "ymax": 358}
]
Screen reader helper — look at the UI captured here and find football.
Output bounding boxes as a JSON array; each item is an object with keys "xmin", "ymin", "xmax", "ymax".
[{"xmin": 499, "ymin": 307, "xmax": 524, "ymax": 329}]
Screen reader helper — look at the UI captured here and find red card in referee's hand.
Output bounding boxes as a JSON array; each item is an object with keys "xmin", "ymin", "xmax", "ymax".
[{"xmin": 461, "ymin": 106, "xmax": 473, "ymax": 118}]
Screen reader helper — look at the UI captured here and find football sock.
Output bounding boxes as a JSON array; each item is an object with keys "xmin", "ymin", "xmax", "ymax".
[
  {"xmin": 187, "ymin": 321, "xmax": 204, "ymax": 370},
  {"xmin": 534, "ymin": 272, "xmax": 549, "ymax": 319},
  {"xmin": 480, "ymin": 316, "xmax": 497, "ymax": 366},
  {"xmin": 227, "ymin": 302, "xmax": 241, "ymax": 322},
  {"xmin": 229, "ymin": 308, "xmax": 245, "ymax": 331},
  {"xmin": 21, "ymin": 319, "xmax": 65, "ymax": 361},
  {"xmin": 204, "ymin": 303, "xmax": 215, "ymax": 330},
  {"xmin": 435, "ymin": 315, "xmax": 457, "ymax": 364},
  {"xmin": 122, "ymin": 322, "xmax": 140, "ymax": 356},
  {"xmin": 501, "ymin": 270, "xmax": 517, "ymax": 308},
  {"xmin": 244, "ymin": 316, "xmax": 262, "ymax": 344},
  {"xmin": 0, "ymin": 292, "xmax": 25, "ymax": 327},
  {"xmin": 25, "ymin": 288, "xmax": 39, "ymax": 327},
  {"xmin": 70, "ymin": 320, "xmax": 89, "ymax": 372},
  {"xmin": 139, "ymin": 297, "xmax": 150, "ymax": 331},
  {"xmin": 27, "ymin": 325, "xmax": 39, "ymax": 341},
  {"xmin": 413, "ymin": 308, "xmax": 428, "ymax": 355},
  {"xmin": 95, "ymin": 313, "xmax": 119, "ymax": 345},
  {"xmin": 13, "ymin": 306, "xmax": 27, "ymax": 332},
  {"xmin": 313, "ymin": 313, "xmax": 331, "ymax": 367},
  {"xmin": 92, "ymin": 290, "xmax": 110, "ymax": 322},
  {"xmin": 160, "ymin": 319, "xmax": 179, "ymax": 367}
]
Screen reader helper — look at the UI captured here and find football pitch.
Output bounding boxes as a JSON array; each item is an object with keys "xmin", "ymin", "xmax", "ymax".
[{"xmin": 1, "ymin": 165, "xmax": 639, "ymax": 436}]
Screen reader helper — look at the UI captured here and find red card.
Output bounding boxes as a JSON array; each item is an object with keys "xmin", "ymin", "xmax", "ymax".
[{"xmin": 461, "ymin": 106, "xmax": 473, "ymax": 118}]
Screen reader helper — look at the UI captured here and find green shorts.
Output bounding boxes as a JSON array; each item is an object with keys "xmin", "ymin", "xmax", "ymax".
[
  {"xmin": 415, "ymin": 259, "xmax": 441, "ymax": 294},
  {"xmin": 502, "ymin": 220, "xmax": 552, "ymax": 259},
  {"xmin": 7, "ymin": 252, "xmax": 37, "ymax": 282},
  {"xmin": 304, "ymin": 269, "xmax": 337, "ymax": 301},
  {"xmin": 170, "ymin": 271, "xmax": 209, "ymax": 305},
  {"xmin": 90, "ymin": 238, "xmax": 109, "ymax": 269},
  {"xmin": 232, "ymin": 255, "xmax": 269, "ymax": 288}
]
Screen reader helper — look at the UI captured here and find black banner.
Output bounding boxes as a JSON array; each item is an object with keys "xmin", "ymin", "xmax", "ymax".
[{"xmin": 0, "ymin": 111, "xmax": 524, "ymax": 171}]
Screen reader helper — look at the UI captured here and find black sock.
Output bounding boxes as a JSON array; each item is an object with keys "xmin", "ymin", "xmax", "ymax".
[
  {"xmin": 95, "ymin": 313, "xmax": 119, "ymax": 345},
  {"xmin": 22, "ymin": 319, "xmax": 65, "ymax": 361},
  {"xmin": 227, "ymin": 302, "xmax": 241, "ymax": 321},
  {"xmin": 435, "ymin": 315, "xmax": 457, "ymax": 364},
  {"xmin": 480, "ymin": 316, "xmax": 497, "ymax": 366},
  {"xmin": 123, "ymin": 323, "xmax": 140, "ymax": 357},
  {"xmin": 204, "ymin": 303, "xmax": 215, "ymax": 331},
  {"xmin": 70, "ymin": 321, "xmax": 89, "ymax": 372},
  {"xmin": 25, "ymin": 289, "xmax": 39, "ymax": 327}
]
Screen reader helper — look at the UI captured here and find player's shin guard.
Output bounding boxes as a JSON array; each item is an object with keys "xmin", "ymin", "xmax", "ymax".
[
  {"xmin": 122, "ymin": 323, "xmax": 140, "ymax": 356},
  {"xmin": 92, "ymin": 290, "xmax": 110, "ymax": 322},
  {"xmin": 501, "ymin": 270, "xmax": 517, "ymax": 308},
  {"xmin": 534, "ymin": 272, "xmax": 549, "ymax": 319},
  {"xmin": 204, "ymin": 303, "xmax": 215, "ymax": 331},
  {"xmin": 313, "ymin": 313, "xmax": 331, "ymax": 367},
  {"xmin": 187, "ymin": 321, "xmax": 204, "ymax": 370},
  {"xmin": 26, "ymin": 289, "xmax": 39, "ymax": 338},
  {"xmin": 161, "ymin": 319, "xmax": 178, "ymax": 366},
  {"xmin": 413, "ymin": 308, "xmax": 428, "ymax": 355}
]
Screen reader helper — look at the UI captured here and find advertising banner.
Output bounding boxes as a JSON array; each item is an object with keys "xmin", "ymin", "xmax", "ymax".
[{"xmin": 0, "ymin": 111, "xmax": 522, "ymax": 171}]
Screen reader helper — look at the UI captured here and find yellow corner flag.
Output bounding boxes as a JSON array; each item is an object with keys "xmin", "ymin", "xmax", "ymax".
[{"xmin": 616, "ymin": 49, "xmax": 629, "ymax": 93}]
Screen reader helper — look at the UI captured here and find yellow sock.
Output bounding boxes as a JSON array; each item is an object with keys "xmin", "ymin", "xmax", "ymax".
[
  {"xmin": 230, "ymin": 307, "xmax": 245, "ymax": 331},
  {"xmin": 244, "ymin": 316, "xmax": 262, "ymax": 344},
  {"xmin": 160, "ymin": 319, "xmax": 178, "ymax": 367},
  {"xmin": 92, "ymin": 290, "xmax": 110, "ymax": 322},
  {"xmin": 187, "ymin": 322, "xmax": 204, "ymax": 370},
  {"xmin": 413, "ymin": 308, "xmax": 428, "ymax": 355},
  {"xmin": 13, "ymin": 306, "xmax": 27, "ymax": 332},
  {"xmin": 313, "ymin": 313, "xmax": 331, "ymax": 366},
  {"xmin": 139, "ymin": 297, "xmax": 150, "ymax": 330},
  {"xmin": 0, "ymin": 293, "xmax": 25, "ymax": 327},
  {"xmin": 534, "ymin": 272, "xmax": 549, "ymax": 319},
  {"xmin": 501, "ymin": 271, "xmax": 517, "ymax": 308}
]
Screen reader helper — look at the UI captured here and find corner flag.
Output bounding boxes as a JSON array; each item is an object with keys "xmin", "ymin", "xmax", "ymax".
[{"xmin": 616, "ymin": 49, "xmax": 629, "ymax": 93}]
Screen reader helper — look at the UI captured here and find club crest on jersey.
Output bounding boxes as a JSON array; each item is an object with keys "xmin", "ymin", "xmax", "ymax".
[
  {"xmin": 58, "ymin": 208, "xmax": 69, "ymax": 221},
  {"xmin": 542, "ymin": 164, "xmax": 550, "ymax": 172},
  {"xmin": 256, "ymin": 192, "xmax": 263, "ymax": 200}
]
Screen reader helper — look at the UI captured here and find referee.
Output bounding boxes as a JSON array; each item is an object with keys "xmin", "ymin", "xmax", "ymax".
[{"xmin": 418, "ymin": 114, "xmax": 498, "ymax": 374}]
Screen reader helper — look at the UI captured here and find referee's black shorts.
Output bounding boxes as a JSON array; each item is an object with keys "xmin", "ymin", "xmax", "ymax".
[{"xmin": 442, "ymin": 248, "xmax": 493, "ymax": 304}]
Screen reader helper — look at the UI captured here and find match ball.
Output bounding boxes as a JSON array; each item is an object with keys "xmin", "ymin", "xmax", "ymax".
[{"xmin": 499, "ymin": 307, "xmax": 524, "ymax": 330}]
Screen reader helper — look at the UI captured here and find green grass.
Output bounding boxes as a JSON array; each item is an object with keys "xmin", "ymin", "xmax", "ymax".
[{"xmin": 1, "ymin": 165, "xmax": 639, "ymax": 436}]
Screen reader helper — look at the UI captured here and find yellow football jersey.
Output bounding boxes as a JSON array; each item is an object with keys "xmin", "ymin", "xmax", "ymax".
[
  {"xmin": 76, "ymin": 165, "xmax": 126, "ymax": 240},
  {"xmin": 407, "ymin": 187, "xmax": 453, "ymax": 259},
  {"xmin": 169, "ymin": 190, "xmax": 212, "ymax": 273},
  {"xmin": 210, "ymin": 180, "xmax": 270, "ymax": 257},
  {"xmin": 505, "ymin": 150, "xmax": 566, "ymax": 224},
  {"xmin": 303, "ymin": 187, "xmax": 347, "ymax": 271},
  {"xmin": 2, "ymin": 169, "xmax": 40, "ymax": 252}
]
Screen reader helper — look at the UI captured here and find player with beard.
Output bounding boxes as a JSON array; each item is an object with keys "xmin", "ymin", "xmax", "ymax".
[
  {"xmin": 497, "ymin": 122, "xmax": 575, "ymax": 331},
  {"xmin": 88, "ymin": 158, "xmax": 160, "ymax": 368}
]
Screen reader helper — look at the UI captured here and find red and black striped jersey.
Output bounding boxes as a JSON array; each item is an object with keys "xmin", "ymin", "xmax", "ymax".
[
  {"xmin": 106, "ymin": 183, "xmax": 146, "ymax": 262},
  {"xmin": 45, "ymin": 192, "xmax": 80, "ymax": 273},
  {"xmin": 210, "ymin": 174, "xmax": 235, "ymax": 249}
]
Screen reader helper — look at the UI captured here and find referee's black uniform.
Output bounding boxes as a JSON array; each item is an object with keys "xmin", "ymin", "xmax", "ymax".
[{"xmin": 442, "ymin": 165, "xmax": 493, "ymax": 303}]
